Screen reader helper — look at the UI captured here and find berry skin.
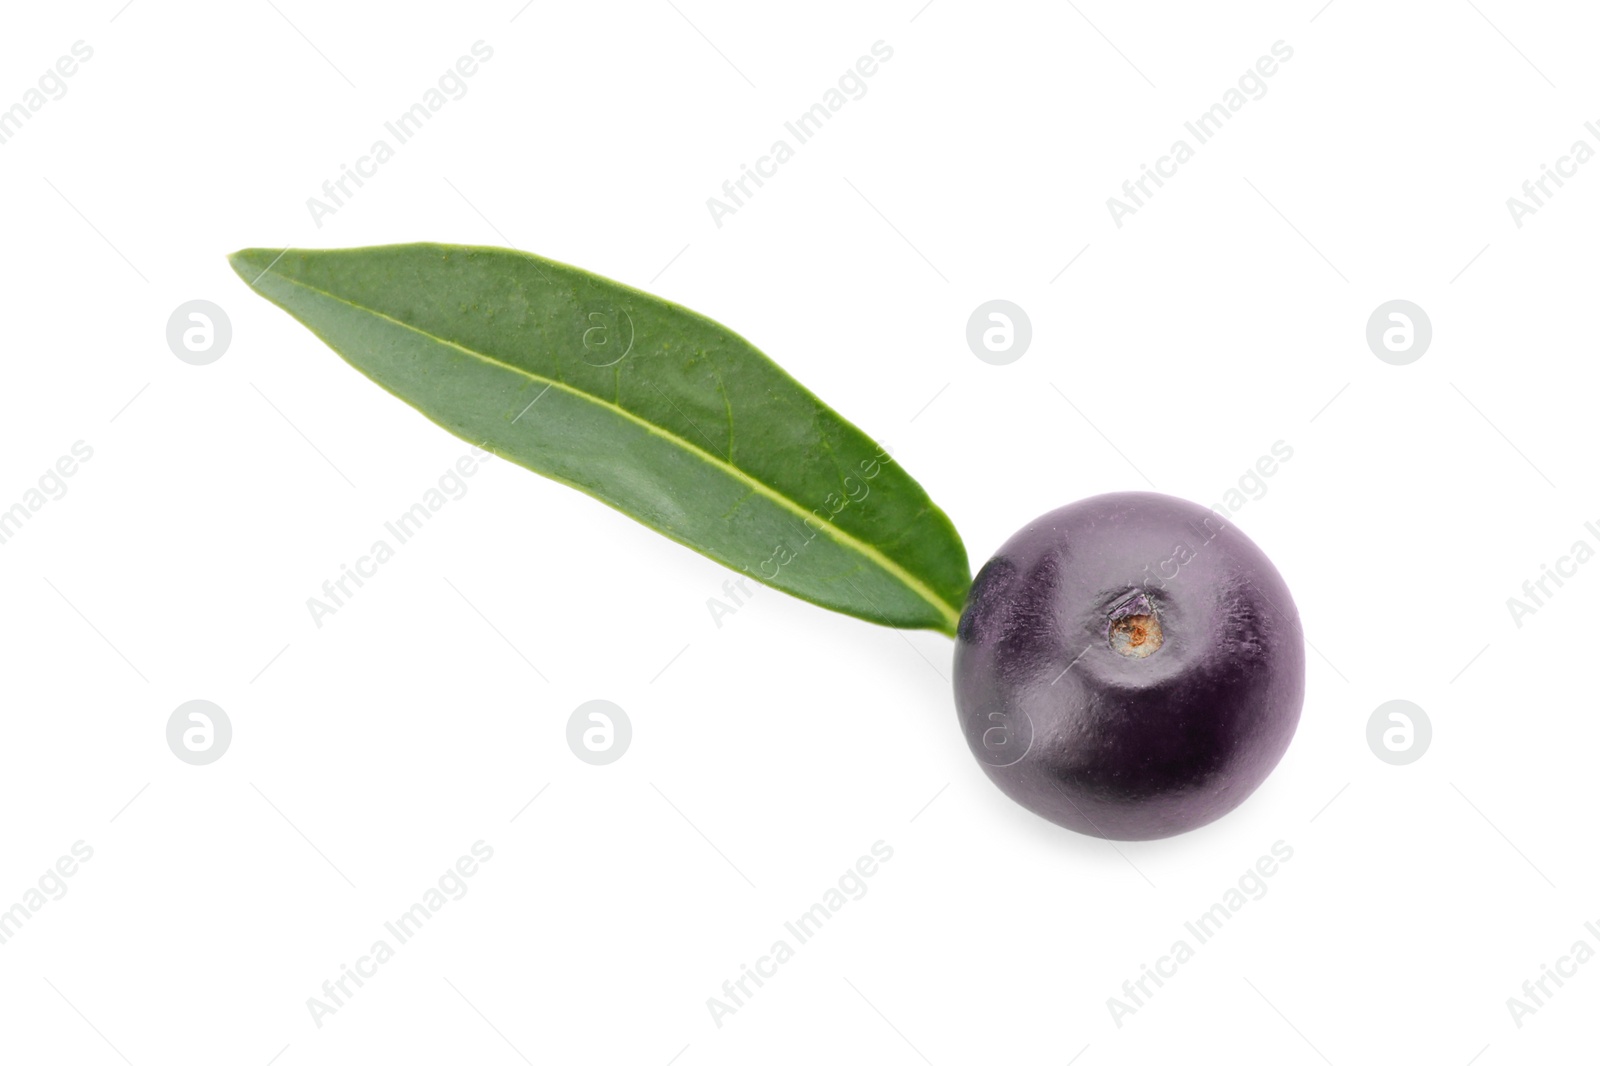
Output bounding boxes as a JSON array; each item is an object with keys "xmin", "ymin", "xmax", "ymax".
[{"xmin": 953, "ymin": 492, "xmax": 1305, "ymax": 841}]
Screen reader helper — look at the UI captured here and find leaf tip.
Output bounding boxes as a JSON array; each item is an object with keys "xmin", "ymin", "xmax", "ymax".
[{"xmin": 227, "ymin": 247, "xmax": 287, "ymax": 288}]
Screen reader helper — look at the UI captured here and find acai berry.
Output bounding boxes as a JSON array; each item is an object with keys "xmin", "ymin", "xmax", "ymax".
[{"xmin": 953, "ymin": 492, "xmax": 1305, "ymax": 841}]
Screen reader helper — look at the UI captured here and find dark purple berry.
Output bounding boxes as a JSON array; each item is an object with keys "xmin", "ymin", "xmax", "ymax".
[{"xmin": 953, "ymin": 492, "xmax": 1305, "ymax": 840}]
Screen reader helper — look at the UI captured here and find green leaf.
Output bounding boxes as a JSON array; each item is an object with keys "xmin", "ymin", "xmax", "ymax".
[{"xmin": 229, "ymin": 243, "xmax": 970, "ymax": 634}]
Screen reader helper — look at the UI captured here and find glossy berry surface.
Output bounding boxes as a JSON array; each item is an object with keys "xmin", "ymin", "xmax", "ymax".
[{"xmin": 953, "ymin": 492, "xmax": 1305, "ymax": 840}]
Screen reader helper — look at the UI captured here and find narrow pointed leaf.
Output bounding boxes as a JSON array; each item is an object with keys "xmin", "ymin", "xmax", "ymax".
[{"xmin": 230, "ymin": 243, "xmax": 969, "ymax": 633}]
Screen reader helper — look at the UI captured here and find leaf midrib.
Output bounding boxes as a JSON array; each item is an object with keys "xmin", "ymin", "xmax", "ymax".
[{"xmin": 254, "ymin": 265, "xmax": 963, "ymax": 632}]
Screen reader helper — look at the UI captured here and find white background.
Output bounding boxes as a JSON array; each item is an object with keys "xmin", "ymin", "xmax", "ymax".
[{"xmin": 1, "ymin": 1, "xmax": 1595, "ymax": 1063}]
